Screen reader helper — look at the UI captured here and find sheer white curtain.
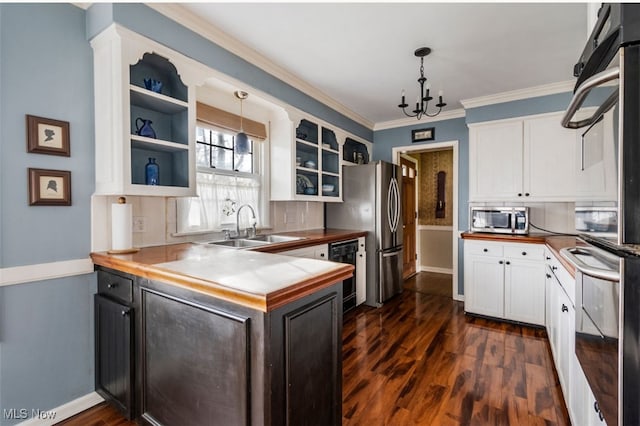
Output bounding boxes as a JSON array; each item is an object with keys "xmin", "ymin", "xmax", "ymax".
[{"xmin": 177, "ymin": 171, "xmax": 261, "ymax": 234}]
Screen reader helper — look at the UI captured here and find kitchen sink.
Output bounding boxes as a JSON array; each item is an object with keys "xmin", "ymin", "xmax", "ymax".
[
  {"xmin": 249, "ymin": 235, "xmax": 306, "ymax": 243},
  {"xmin": 202, "ymin": 234, "xmax": 305, "ymax": 249},
  {"xmin": 206, "ymin": 239, "xmax": 271, "ymax": 248}
]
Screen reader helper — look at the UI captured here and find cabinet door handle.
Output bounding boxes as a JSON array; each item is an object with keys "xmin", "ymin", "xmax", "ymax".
[
  {"xmin": 546, "ymin": 256, "xmax": 551, "ymax": 260},
  {"xmin": 517, "ymin": 193, "xmax": 522, "ymax": 197},
  {"xmin": 599, "ymin": 411, "xmax": 604, "ymax": 422},
  {"xmin": 107, "ymin": 283, "xmax": 118, "ymax": 289},
  {"xmin": 546, "ymin": 273, "xmax": 552, "ymax": 278},
  {"xmin": 594, "ymin": 401, "xmax": 599, "ymax": 413},
  {"xmin": 483, "ymin": 248, "xmax": 488, "ymax": 252},
  {"xmin": 525, "ymin": 193, "xmax": 530, "ymax": 197},
  {"xmin": 499, "ymin": 260, "xmax": 504, "ymax": 265},
  {"xmin": 505, "ymin": 261, "xmax": 511, "ymax": 265},
  {"xmin": 320, "ymin": 253, "xmax": 325, "ymax": 257},
  {"xmin": 552, "ymin": 266, "xmax": 558, "ymax": 271},
  {"xmin": 522, "ymin": 251, "xmax": 527, "ymax": 256},
  {"xmin": 121, "ymin": 309, "xmax": 130, "ymax": 317},
  {"xmin": 561, "ymin": 304, "xmax": 569, "ymax": 313}
]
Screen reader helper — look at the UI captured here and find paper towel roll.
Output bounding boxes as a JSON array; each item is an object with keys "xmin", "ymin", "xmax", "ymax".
[{"xmin": 111, "ymin": 200, "xmax": 133, "ymax": 251}]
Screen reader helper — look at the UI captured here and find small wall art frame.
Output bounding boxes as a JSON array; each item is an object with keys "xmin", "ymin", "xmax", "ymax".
[
  {"xmin": 411, "ymin": 127, "xmax": 435, "ymax": 143},
  {"xmin": 28, "ymin": 168, "xmax": 71, "ymax": 206},
  {"xmin": 26, "ymin": 114, "xmax": 70, "ymax": 156}
]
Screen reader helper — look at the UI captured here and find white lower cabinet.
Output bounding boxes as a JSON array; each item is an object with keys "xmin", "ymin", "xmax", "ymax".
[
  {"xmin": 280, "ymin": 243, "xmax": 328, "ymax": 260},
  {"xmin": 464, "ymin": 240, "xmax": 545, "ymax": 325},
  {"xmin": 355, "ymin": 237, "xmax": 366, "ymax": 306},
  {"xmin": 545, "ymin": 249, "xmax": 607, "ymax": 426}
]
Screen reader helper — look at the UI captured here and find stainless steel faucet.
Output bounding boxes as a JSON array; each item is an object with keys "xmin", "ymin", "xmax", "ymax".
[{"xmin": 236, "ymin": 204, "xmax": 257, "ymax": 238}]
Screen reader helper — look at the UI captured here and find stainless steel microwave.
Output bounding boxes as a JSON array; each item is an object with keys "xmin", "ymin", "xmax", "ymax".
[{"xmin": 470, "ymin": 207, "xmax": 529, "ymax": 235}]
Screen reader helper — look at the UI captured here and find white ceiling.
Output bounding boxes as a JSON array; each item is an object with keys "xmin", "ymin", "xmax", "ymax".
[{"xmin": 179, "ymin": 2, "xmax": 588, "ymax": 127}]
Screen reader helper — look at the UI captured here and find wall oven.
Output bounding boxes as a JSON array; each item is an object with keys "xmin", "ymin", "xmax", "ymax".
[
  {"xmin": 561, "ymin": 245, "xmax": 620, "ymax": 425},
  {"xmin": 562, "ymin": 4, "xmax": 640, "ymax": 425}
]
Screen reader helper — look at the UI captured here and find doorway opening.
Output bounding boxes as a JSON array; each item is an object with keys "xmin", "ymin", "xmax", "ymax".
[{"xmin": 392, "ymin": 141, "xmax": 460, "ymax": 301}]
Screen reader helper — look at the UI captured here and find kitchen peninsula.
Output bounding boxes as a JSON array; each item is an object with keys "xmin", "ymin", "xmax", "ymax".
[{"xmin": 90, "ymin": 232, "xmax": 361, "ymax": 426}]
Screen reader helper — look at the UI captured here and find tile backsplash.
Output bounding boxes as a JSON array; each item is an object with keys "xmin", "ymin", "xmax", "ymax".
[{"xmin": 91, "ymin": 196, "xmax": 324, "ymax": 251}]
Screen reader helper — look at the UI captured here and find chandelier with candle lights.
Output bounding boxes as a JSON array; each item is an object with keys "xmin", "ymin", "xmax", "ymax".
[{"xmin": 397, "ymin": 47, "xmax": 446, "ymax": 120}]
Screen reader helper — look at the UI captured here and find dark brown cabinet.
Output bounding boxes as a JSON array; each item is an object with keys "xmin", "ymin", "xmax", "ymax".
[
  {"xmin": 94, "ymin": 283, "xmax": 134, "ymax": 419},
  {"xmin": 95, "ymin": 266, "xmax": 343, "ymax": 426}
]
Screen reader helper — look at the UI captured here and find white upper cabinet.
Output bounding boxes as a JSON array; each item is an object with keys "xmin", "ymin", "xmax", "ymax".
[
  {"xmin": 524, "ymin": 114, "xmax": 577, "ymax": 200},
  {"xmin": 469, "ymin": 112, "xmax": 579, "ymax": 202},
  {"xmin": 469, "ymin": 120, "xmax": 524, "ymax": 200},
  {"xmin": 90, "ymin": 24, "xmax": 210, "ymax": 196}
]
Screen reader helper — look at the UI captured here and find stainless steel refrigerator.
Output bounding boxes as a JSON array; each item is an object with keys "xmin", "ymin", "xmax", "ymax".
[{"xmin": 325, "ymin": 161, "xmax": 403, "ymax": 307}]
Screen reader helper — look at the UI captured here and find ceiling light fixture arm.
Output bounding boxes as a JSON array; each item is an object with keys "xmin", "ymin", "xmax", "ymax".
[{"xmin": 397, "ymin": 47, "xmax": 447, "ymax": 120}]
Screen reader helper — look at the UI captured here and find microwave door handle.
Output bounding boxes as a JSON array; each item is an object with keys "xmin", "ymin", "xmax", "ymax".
[{"xmin": 561, "ymin": 67, "xmax": 619, "ymax": 129}]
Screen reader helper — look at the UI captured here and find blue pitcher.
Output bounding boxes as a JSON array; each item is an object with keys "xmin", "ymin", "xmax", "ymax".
[{"xmin": 135, "ymin": 118, "xmax": 156, "ymax": 139}]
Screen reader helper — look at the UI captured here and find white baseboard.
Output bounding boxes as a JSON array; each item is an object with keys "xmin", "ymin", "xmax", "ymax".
[
  {"xmin": 17, "ymin": 392, "xmax": 104, "ymax": 426},
  {"xmin": 419, "ymin": 266, "xmax": 454, "ymax": 275}
]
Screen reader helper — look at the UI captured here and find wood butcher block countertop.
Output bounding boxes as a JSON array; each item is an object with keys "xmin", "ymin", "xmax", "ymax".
[
  {"xmin": 90, "ymin": 229, "xmax": 366, "ymax": 312},
  {"xmin": 461, "ymin": 231, "xmax": 581, "ymax": 276}
]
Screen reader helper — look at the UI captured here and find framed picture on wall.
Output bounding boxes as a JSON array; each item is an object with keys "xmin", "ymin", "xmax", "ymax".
[
  {"xmin": 28, "ymin": 168, "xmax": 72, "ymax": 206},
  {"xmin": 411, "ymin": 127, "xmax": 435, "ymax": 142},
  {"xmin": 26, "ymin": 114, "xmax": 70, "ymax": 156}
]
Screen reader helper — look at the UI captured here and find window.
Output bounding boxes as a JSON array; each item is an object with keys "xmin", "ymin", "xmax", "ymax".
[{"xmin": 176, "ymin": 123, "xmax": 267, "ymax": 234}]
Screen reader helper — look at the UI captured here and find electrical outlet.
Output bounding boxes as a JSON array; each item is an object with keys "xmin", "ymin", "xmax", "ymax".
[{"xmin": 133, "ymin": 216, "xmax": 146, "ymax": 233}]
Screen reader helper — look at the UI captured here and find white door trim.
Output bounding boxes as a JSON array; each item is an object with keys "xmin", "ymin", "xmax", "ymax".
[{"xmin": 392, "ymin": 140, "xmax": 461, "ymax": 301}]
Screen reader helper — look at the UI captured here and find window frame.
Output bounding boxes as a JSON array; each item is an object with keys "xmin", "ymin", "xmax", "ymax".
[{"xmin": 172, "ymin": 121, "xmax": 270, "ymax": 236}]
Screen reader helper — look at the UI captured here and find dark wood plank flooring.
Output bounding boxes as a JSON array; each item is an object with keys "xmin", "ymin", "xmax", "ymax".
[{"xmin": 57, "ymin": 273, "xmax": 568, "ymax": 425}]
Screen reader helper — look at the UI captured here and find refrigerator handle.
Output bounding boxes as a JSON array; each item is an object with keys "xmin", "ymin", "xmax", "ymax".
[
  {"xmin": 387, "ymin": 179, "xmax": 395, "ymax": 232},
  {"xmin": 389, "ymin": 177, "xmax": 400, "ymax": 233},
  {"xmin": 382, "ymin": 249, "xmax": 402, "ymax": 257}
]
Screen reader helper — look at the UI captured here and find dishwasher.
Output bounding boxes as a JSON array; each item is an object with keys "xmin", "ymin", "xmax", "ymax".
[{"xmin": 329, "ymin": 240, "xmax": 358, "ymax": 313}]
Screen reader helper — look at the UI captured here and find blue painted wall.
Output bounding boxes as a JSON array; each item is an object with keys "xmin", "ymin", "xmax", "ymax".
[{"xmin": 0, "ymin": 4, "xmax": 95, "ymax": 424}]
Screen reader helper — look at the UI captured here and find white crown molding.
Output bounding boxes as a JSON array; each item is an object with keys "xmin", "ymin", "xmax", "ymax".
[
  {"xmin": 0, "ymin": 258, "xmax": 94, "ymax": 287},
  {"xmin": 460, "ymin": 80, "xmax": 575, "ymax": 109},
  {"xmin": 148, "ymin": 3, "xmax": 374, "ymax": 130},
  {"xmin": 374, "ymin": 108, "xmax": 466, "ymax": 131},
  {"xmin": 17, "ymin": 392, "xmax": 104, "ymax": 426}
]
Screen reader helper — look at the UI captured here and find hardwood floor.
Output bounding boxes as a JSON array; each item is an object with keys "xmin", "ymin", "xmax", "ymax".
[
  {"xmin": 57, "ymin": 273, "xmax": 568, "ymax": 425},
  {"xmin": 403, "ymin": 271, "xmax": 453, "ymax": 298}
]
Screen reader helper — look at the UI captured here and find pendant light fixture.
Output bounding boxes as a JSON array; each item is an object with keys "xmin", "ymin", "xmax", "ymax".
[
  {"xmin": 397, "ymin": 47, "xmax": 446, "ymax": 120},
  {"xmin": 234, "ymin": 90, "xmax": 250, "ymax": 154}
]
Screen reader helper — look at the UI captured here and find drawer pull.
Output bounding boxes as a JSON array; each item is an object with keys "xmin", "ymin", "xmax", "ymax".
[
  {"xmin": 546, "ymin": 256, "xmax": 551, "ymax": 260},
  {"xmin": 562, "ymin": 304, "xmax": 569, "ymax": 313},
  {"xmin": 121, "ymin": 310, "xmax": 129, "ymax": 317},
  {"xmin": 107, "ymin": 283, "xmax": 118, "ymax": 289},
  {"xmin": 522, "ymin": 251, "xmax": 527, "ymax": 256},
  {"xmin": 483, "ymin": 248, "xmax": 488, "ymax": 252},
  {"xmin": 552, "ymin": 266, "xmax": 558, "ymax": 271}
]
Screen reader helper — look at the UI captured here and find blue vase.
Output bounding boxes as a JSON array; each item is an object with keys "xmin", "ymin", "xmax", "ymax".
[
  {"xmin": 145, "ymin": 158, "xmax": 159, "ymax": 185},
  {"xmin": 135, "ymin": 117, "xmax": 156, "ymax": 139}
]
